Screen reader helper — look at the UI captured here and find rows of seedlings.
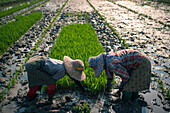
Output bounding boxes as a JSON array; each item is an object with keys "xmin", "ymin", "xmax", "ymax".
[
  {"xmin": 0, "ymin": 0, "xmax": 67, "ymax": 103},
  {"xmin": 0, "ymin": 0, "xmax": 49, "ymax": 25},
  {"xmin": 0, "ymin": 12, "xmax": 43, "ymax": 55}
]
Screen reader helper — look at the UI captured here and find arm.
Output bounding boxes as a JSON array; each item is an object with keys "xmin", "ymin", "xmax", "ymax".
[
  {"xmin": 67, "ymin": 74, "xmax": 86, "ymax": 91},
  {"xmin": 108, "ymin": 62, "xmax": 130, "ymax": 91},
  {"xmin": 109, "ymin": 62, "xmax": 130, "ymax": 82}
]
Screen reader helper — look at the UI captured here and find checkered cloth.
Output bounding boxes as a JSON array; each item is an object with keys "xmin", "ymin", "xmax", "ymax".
[{"xmin": 104, "ymin": 49, "xmax": 142, "ymax": 82}]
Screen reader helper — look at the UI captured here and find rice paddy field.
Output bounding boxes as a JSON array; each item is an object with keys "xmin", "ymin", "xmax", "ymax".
[{"xmin": 0, "ymin": 0, "xmax": 169, "ymax": 112}]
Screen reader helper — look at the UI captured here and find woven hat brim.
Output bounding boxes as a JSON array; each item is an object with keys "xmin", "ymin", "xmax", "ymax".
[{"xmin": 63, "ymin": 56, "xmax": 86, "ymax": 81}]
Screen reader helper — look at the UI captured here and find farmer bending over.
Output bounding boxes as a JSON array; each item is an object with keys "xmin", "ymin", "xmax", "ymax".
[
  {"xmin": 25, "ymin": 56, "xmax": 86, "ymax": 103},
  {"xmin": 88, "ymin": 49, "xmax": 151, "ymax": 101}
]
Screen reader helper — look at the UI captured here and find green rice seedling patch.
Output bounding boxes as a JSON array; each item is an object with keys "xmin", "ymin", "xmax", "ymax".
[
  {"xmin": 0, "ymin": 0, "xmax": 44, "ymax": 18},
  {"xmin": 50, "ymin": 23, "xmax": 110, "ymax": 95},
  {"xmin": 0, "ymin": 12, "xmax": 42, "ymax": 55}
]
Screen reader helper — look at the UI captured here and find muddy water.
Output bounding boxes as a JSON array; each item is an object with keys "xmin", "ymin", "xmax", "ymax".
[
  {"xmin": 142, "ymin": 85, "xmax": 167, "ymax": 113},
  {"xmin": 115, "ymin": 0, "xmax": 170, "ymax": 25}
]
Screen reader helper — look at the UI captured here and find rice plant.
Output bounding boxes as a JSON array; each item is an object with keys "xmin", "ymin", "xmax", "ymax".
[
  {"xmin": 0, "ymin": 88, "xmax": 5, "ymax": 101},
  {"xmin": 0, "ymin": 12, "xmax": 42, "ymax": 55},
  {"xmin": 50, "ymin": 23, "xmax": 110, "ymax": 95},
  {"xmin": 11, "ymin": 75, "xmax": 16, "ymax": 85},
  {"xmin": 72, "ymin": 103, "xmax": 91, "ymax": 113},
  {"xmin": 0, "ymin": 0, "xmax": 45, "ymax": 18},
  {"xmin": 166, "ymin": 88, "xmax": 170, "ymax": 99},
  {"xmin": 7, "ymin": 82, "xmax": 11, "ymax": 91}
]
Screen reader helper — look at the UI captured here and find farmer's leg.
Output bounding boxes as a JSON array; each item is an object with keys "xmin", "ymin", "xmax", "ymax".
[
  {"xmin": 122, "ymin": 91, "xmax": 132, "ymax": 101},
  {"xmin": 47, "ymin": 83, "xmax": 56, "ymax": 103},
  {"xmin": 48, "ymin": 83, "xmax": 56, "ymax": 95},
  {"xmin": 27, "ymin": 86, "xmax": 40, "ymax": 98}
]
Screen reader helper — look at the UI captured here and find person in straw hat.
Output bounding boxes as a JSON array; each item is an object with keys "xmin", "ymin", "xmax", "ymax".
[
  {"xmin": 25, "ymin": 56, "xmax": 86, "ymax": 103},
  {"xmin": 88, "ymin": 49, "xmax": 151, "ymax": 101}
]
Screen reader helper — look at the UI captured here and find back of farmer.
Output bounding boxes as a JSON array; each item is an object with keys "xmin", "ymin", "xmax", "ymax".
[
  {"xmin": 88, "ymin": 49, "xmax": 151, "ymax": 101},
  {"xmin": 25, "ymin": 56, "xmax": 86, "ymax": 104}
]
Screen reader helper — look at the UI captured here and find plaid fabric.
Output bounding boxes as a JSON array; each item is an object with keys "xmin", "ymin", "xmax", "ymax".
[
  {"xmin": 123, "ymin": 52, "xmax": 151, "ymax": 92},
  {"xmin": 104, "ymin": 49, "xmax": 142, "ymax": 82}
]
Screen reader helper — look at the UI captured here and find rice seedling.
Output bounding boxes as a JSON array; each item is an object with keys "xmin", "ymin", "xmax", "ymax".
[
  {"xmin": 7, "ymin": 82, "xmax": 11, "ymax": 91},
  {"xmin": 50, "ymin": 23, "xmax": 110, "ymax": 95},
  {"xmin": 0, "ymin": 12, "xmax": 42, "ymax": 55},
  {"xmin": 42, "ymin": 85, "xmax": 48, "ymax": 93},
  {"xmin": 153, "ymin": 75, "xmax": 156, "ymax": 81},
  {"xmin": 11, "ymin": 75, "xmax": 16, "ymax": 85},
  {"xmin": 157, "ymin": 77, "xmax": 161, "ymax": 85},
  {"xmin": 0, "ymin": 88, "xmax": 5, "ymax": 101},
  {"xmin": 0, "ymin": 0, "xmax": 45, "ymax": 18},
  {"xmin": 166, "ymin": 88, "xmax": 170, "ymax": 99},
  {"xmin": 160, "ymin": 84, "xmax": 165, "ymax": 93},
  {"xmin": 72, "ymin": 103, "xmax": 91, "ymax": 113}
]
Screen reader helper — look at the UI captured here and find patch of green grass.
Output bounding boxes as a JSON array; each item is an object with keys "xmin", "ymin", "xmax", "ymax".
[
  {"xmin": 50, "ymin": 24, "xmax": 108, "ymax": 95},
  {"xmin": 0, "ymin": 0, "xmax": 45, "ymax": 18},
  {"xmin": 73, "ymin": 103, "xmax": 91, "ymax": 113},
  {"xmin": 0, "ymin": 12, "xmax": 42, "ymax": 55},
  {"xmin": 0, "ymin": 88, "xmax": 5, "ymax": 101},
  {"xmin": 166, "ymin": 87, "xmax": 170, "ymax": 99},
  {"xmin": 7, "ymin": 82, "xmax": 11, "ymax": 91}
]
